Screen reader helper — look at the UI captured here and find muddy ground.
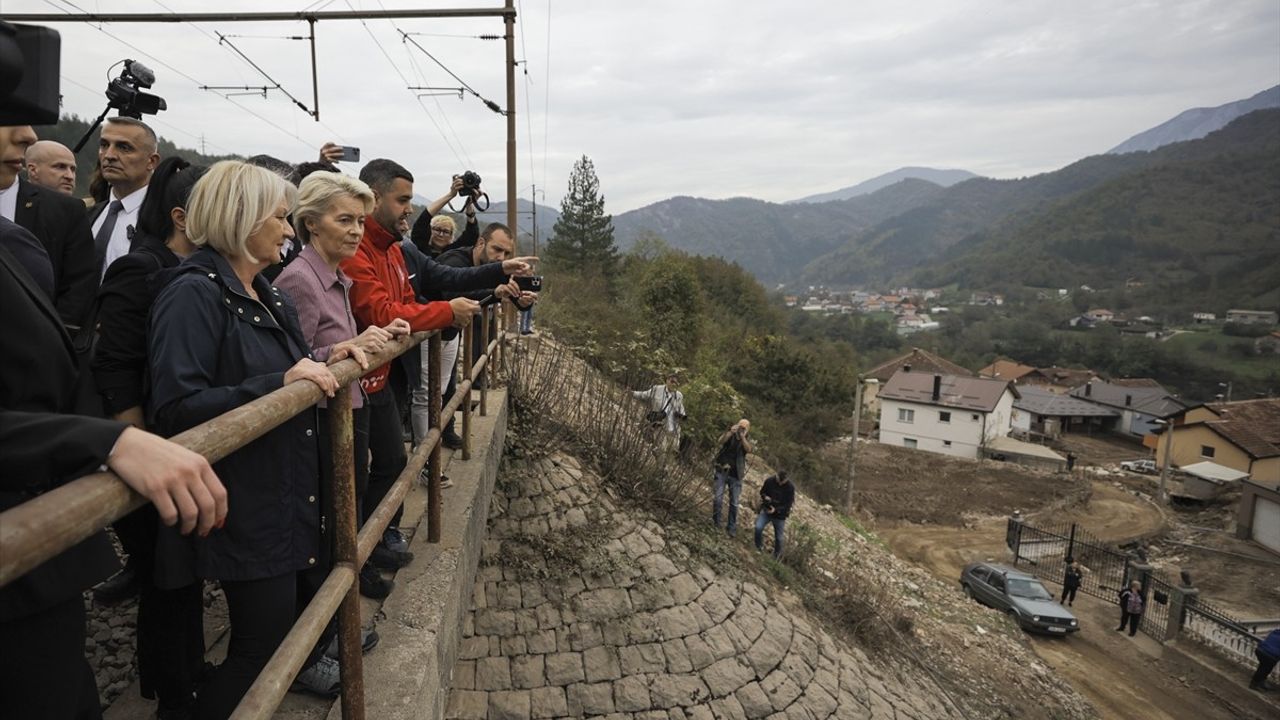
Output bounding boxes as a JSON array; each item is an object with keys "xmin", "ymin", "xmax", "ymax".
[{"xmin": 844, "ymin": 438, "xmax": 1279, "ymax": 720}]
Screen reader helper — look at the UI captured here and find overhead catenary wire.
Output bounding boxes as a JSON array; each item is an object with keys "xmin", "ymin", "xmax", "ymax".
[
  {"xmin": 43, "ymin": 0, "xmax": 320, "ymax": 153},
  {"xmin": 216, "ymin": 31, "xmax": 316, "ymax": 118},
  {"xmin": 59, "ymin": 73, "xmax": 234, "ymax": 155},
  {"xmin": 542, "ymin": 0, "xmax": 552, "ymax": 200},
  {"xmin": 516, "ymin": 0, "xmax": 537, "ymax": 194},
  {"xmin": 399, "ymin": 30, "xmax": 506, "ymax": 115}
]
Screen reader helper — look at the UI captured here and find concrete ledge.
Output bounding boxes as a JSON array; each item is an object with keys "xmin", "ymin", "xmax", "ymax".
[{"xmin": 332, "ymin": 389, "xmax": 508, "ymax": 720}]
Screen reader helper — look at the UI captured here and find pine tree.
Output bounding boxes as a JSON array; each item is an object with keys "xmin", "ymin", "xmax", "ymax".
[{"xmin": 545, "ymin": 155, "xmax": 618, "ymax": 274}]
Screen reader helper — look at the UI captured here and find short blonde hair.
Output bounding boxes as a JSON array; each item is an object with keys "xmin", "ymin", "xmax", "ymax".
[
  {"xmin": 430, "ymin": 214, "xmax": 456, "ymax": 236},
  {"xmin": 293, "ymin": 172, "xmax": 374, "ymax": 246},
  {"xmin": 186, "ymin": 160, "xmax": 296, "ymax": 263}
]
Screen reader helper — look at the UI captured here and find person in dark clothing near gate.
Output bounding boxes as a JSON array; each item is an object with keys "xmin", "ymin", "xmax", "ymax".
[
  {"xmin": 712, "ymin": 419, "xmax": 752, "ymax": 536},
  {"xmin": 754, "ymin": 471, "xmax": 794, "ymax": 559},
  {"xmin": 1117, "ymin": 580, "xmax": 1144, "ymax": 636},
  {"xmin": 1061, "ymin": 559, "xmax": 1083, "ymax": 606},
  {"xmin": 148, "ymin": 161, "xmax": 341, "ymax": 719},
  {"xmin": 1252, "ymin": 628, "xmax": 1280, "ymax": 691}
]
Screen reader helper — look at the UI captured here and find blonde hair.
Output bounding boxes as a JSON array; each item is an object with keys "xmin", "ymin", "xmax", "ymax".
[
  {"xmin": 430, "ymin": 214, "xmax": 456, "ymax": 236},
  {"xmin": 293, "ymin": 172, "xmax": 374, "ymax": 246},
  {"xmin": 186, "ymin": 160, "xmax": 295, "ymax": 262}
]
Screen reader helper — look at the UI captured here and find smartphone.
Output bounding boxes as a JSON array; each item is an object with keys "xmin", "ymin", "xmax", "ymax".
[
  {"xmin": 514, "ymin": 275, "xmax": 543, "ymax": 292},
  {"xmin": 338, "ymin": 146, "xmax": 360, "ymax": 162}
]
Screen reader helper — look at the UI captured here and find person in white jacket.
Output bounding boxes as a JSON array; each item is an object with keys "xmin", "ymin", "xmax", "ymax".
[{"xmin": 633, "ymin": 374, "xmax": 687, "ymax": 453}]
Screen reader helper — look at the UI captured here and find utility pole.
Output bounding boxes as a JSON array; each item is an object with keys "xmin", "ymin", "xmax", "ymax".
[
  {"xmin": 1157, "ymin": 418, "xmax": 1175, "ymax": 503},
  {"xmin": 531, "ymin": 183, "xmax": 538, "ymax": 256},
  {"xmin": 505, "ymin": 0, "xmax": 517, "ymax": 249},
  {"xmin": 844, "ymin": 375, "xmax": 865, "ymax": 513}
]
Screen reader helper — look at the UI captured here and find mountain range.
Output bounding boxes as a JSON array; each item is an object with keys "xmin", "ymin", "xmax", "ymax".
[
  {"xmin": 788, "ymin": 167, "xmax": 980, "ymax": 204},
  {"xmin": 1108, "ymin": 85, "xmax": 1280, "ymax": 154}
]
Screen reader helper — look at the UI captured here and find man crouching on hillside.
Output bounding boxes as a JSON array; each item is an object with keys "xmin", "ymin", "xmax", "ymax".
[{"xmin": 712, "ymin": 419, "xmax": 751, "ymax": 536}]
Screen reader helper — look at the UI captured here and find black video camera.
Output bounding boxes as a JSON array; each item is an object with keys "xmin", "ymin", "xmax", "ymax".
[
  {"xmin": 105, "ymin": 60, "xmax": 167, "ymax": 118},
  {"xmin": 458, "ymin": 170, "xmax": 483, "ymax": 198}
]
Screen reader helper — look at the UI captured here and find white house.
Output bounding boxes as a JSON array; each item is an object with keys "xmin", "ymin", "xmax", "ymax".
[{"xmin": 877, "ymin": 371, "xmax": 1018, "ymax": 460}]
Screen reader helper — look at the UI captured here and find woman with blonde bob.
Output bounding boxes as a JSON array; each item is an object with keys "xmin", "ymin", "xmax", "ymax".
[
  {"xmin": 275, "ymin": 172, "xmax": 409, "ymax": 607},
  {"xmin": 147, "ymin": 160, "xmax": 341, "ymax": 719}
]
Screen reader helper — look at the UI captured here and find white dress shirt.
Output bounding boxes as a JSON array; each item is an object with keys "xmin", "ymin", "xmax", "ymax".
[
  {"xmin": 0, "ymin": 178, "xmax": 18, "ymax": 222},
  {"xmin": 94, "ymin": 185, "xmax": 148, "ymax": 278}
]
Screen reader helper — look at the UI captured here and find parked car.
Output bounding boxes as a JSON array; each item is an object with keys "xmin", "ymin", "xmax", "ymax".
[
  {"xmin": 1120, "ymin": 459, "xmax": 1157, "ymax": 474},
  {"xmin": 959, "ymin": 562, "xmax": 1080, "ymax": 635}
]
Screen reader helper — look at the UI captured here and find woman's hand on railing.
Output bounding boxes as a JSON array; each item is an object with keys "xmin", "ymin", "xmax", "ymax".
[
  {"xmin": 501, "ymin": 256, "xmax": 538, "ymax": 276},
  {"xmin": 107, "ymin": 427, "xmax": 228, "ymax": 537},
  {"xmin": 285, "ymin": 358, "xmax": 341, "ymax": 398},
  {"xmin": 382, "ymin": 318, "xmax": 411, "ymax": 337},
  {"xmin": 327, "ymin": 341, "xmax": 370, "ymax": 370}
]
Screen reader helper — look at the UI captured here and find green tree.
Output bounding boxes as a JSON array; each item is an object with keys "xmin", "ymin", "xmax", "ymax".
[{"xmin": 545, "ymin": 155, "xmax": 618, "ymax": 275}]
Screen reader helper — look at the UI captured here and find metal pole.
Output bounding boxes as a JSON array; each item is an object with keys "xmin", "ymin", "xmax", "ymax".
[
  {"xmin": 843, "ymin": 375, "xmax": 864, "ymax": 513},
  {"xmin": 462, "ymin": 321, "xmax": 474, "ymax": 461},
  {"xmin": 505, "ymin": 0, "xmax": 517, "ymax": 248},
  {"xmin": 1158, "ymin": 419, "xmax": 1174, "ymax": 503},
  {"xmin": 5, "ymin": 8, "xmax": 512, "ymax": 22},
  {"xmin": 307, "ymin": 18, "xmax": 320, "ymax": 121},
  {"xmin": 1067, "ymin": 522, "xmax": 1077, "ymax": 562},
  {"xmin": 427, "ymin": 334, "xmax": 443, "ymax": 544},
  {"xmin": 480, "ymin": 309, "xmax": 490, "ymax": 416},
  {"xmin": 531, "ymin": 183, "xmax": 538, "ymax": 256},
  {"xmin": 327, "ymin": 386, "xmax": 365, "ymax": 719}
]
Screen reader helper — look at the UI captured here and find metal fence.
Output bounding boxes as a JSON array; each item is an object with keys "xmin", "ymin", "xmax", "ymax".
[
  {"xmin": 0, "ymin": 304, "xmax": 513, "ymax": 720},
  {"xmin": 1008, "ymin": 516, "xmax": 1269, "ymax": 671}
]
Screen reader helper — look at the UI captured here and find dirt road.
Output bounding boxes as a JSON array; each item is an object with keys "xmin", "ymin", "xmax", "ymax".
[{"xmin": 877, "ymin": 482, "xmax": 1278, "ymax": 720}]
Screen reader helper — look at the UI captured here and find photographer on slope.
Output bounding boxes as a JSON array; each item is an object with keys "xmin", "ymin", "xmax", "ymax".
[{"xmin": 711, "ymin": 418, "xmax": 752, "ymax": 536}]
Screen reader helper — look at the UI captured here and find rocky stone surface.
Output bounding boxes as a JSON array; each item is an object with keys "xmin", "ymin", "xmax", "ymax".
[{"xmin": 445, "ymin": 452, "xmax": 967, "ymax": 720}]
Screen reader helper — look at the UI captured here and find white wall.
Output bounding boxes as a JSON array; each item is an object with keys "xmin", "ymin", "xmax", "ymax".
[{"xmin": 878, "ymin": 398, "xmax": 985, "ymax": 459}]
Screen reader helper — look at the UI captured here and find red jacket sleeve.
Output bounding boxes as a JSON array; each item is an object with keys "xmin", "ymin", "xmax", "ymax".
[{"xmin": 343, "ymin": 243, "xmax": 455, "ymax": 333}]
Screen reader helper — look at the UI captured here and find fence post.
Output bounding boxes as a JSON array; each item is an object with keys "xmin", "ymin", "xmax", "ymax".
[
  {"xmin": 1165, "ymin": 585, "xmax": 1200, "ymax": 641},
  {"xmin": 327, "ymin": 386, "xmax": 365, "ymax": 719},
  {"xmin": 462, "ymin": 320, "xmax": 474, "ymax": 461},
  {"xmin": 479, "ymin": 309, "xmax": 490, "ymax": 417},
  {"xmin": 1066, "ymin": 522, "xmax": 1077, "ymax": 562},
  {"xmin": 1007, "ymin": 512, "xmax": 1024, "ymax": 564},
  {"xmin": 427, "ymin": 334, "xmax": 442, "ymax": 544}
]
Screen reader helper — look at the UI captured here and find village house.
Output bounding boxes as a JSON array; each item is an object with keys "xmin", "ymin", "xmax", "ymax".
[
  {"xmin": 1084, "ymin": 308, "xmax": 1115, "ymax": 323},
  {"xmin": 1226, "ymin": 309, "xmax": 1278, "ymax": 325},
  {"xmin": 877, "ymin": 371, "xmax": 1018, "ymax": 460},
  {"xmin": 1011, "ymin": 385, "xmax": 1118, "ymax": 439},
  {"xmin": 861, "ymin": 348, "xmax": 972, "ymax": 422},
  {"xmin": 1069, "ymin": 379, "xmax": 1187, "ymax": 439},
  {"xmin": 1153, "ymin": 398, "xmax": 1280, "ymax": 487},
  {"xmin": 978, "ymin": 359, "xmax": 1098, "ymax": 394},
  {"xmin": 1192, "ymin": 312, "xmax": 1217, "ymax": 324},
  {"xmin": 968, "ymin": 291, "xmax": 1004, "ymax": 306},
  {"xmin": 1255, "ymin": 330, "xmax": 1280, "ymax": 355}
]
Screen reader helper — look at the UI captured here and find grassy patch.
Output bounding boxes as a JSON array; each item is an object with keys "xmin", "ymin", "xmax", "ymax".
[{"xmin": 1162, "ymin": 328, "xmax": 1277, "ymax": 380}]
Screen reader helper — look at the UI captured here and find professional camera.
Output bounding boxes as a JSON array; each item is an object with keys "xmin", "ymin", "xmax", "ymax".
[
  {"xmin": 457, "ymin": 170, "xmax": 483, "ymax": 198},
  {"xmin": 105, "ymin": 59, "xmax": 167, "ymax": 118}
]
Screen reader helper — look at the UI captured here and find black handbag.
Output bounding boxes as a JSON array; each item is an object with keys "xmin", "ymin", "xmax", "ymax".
[{"xmin": 646, "ymin": 392, "xmax": 674, "ymax": 425}]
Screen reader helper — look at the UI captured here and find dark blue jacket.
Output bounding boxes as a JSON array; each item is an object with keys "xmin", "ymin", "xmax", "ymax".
[
  {"xmin": 148, "ymin": 247, "xmax": 321, "ymax": 585},
  {"xmin": 1260, "ymin": 629, "xmax": 1280, "ymax": 659}
]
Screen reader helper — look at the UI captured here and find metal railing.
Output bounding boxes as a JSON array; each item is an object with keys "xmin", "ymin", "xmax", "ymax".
[{"xmin": 0, "ymin": 303, "xmax": 512, "ymax": 720}]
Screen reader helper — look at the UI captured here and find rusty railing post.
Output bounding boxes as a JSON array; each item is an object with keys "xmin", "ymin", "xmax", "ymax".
[
  {"xmin": 479, "ymin": 308, "xmax": 490, "ymax": 417},
  {"xmin": 462, "ymin": 319, "xmax": 474, "ymax": 460},
  {"xmin": 328, "ymin": 385, "xmax": 365, "ymax": 718},
  {"xmin": 427, "ymin": 334, "xmax": 443, "ymax": 544}
]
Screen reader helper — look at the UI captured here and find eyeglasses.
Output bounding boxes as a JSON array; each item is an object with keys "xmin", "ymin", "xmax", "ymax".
[{"xmin": 432, "ymin": 227, "xmax": 452, "ymax": 235}]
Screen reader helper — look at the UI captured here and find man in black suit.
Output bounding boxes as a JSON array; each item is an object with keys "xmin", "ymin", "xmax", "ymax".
[
  {"xmin": 0, "ymin": 221, "xmax": 228, "ymax": 719},
  {"xmin": 0, "ymin": 124, "xmax": 96, "ymax": 326}
]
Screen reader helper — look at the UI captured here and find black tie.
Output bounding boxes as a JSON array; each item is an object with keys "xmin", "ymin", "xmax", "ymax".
[{"xmin": 94, "ymin": 199, "xmax": 125, "ymax": 258}]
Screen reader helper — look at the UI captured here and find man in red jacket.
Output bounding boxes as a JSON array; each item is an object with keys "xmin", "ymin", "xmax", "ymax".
[{"xmin": 342, "ymin": 158, "xmax": 529, "ymax": 571}]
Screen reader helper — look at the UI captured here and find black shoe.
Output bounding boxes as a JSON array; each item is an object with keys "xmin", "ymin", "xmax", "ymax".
[
  {"xmin": 369, "ymin": 543, "xmax": 413, "ymax": 571},
  {"xmin": 359, "ymin": 564, "xmax": 393, "ymax": 599},
  {"xmin": 94, "ymin": 562, "xmax": 141, "ymax": 605},
  {"xmin": 442, "ymin": 431, "xmax": 464, "ymax": 450},
  {"xmin": 324, "ymin": 627, "xmax": 380, "ymax": 660}
]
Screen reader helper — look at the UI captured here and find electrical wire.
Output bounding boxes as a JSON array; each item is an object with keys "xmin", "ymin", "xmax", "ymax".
[
  {"xmin": 60, "ymin": 73, "xmax": 233, "ymax": 155},
  {"xmin": 43, "ymin": 0, "xmax": 319, "ymax": 152},
  {"xmin": 542, "ymin": 0, "xmax": 553, "ymax": 197},
  {"xmin": 398, "ymin": 31, "xmax": 506, "ymax": 115},
  {"xmin": 517, "ymin": 0, "xmax": 537, "ymax": 192},
  {"xmin": 342, "ymin": 0, "xmax": 467, "ymax": 167}
]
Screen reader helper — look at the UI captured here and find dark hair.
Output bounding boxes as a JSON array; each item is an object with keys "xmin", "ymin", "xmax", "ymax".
[
  {"xmin": 481, "ymin": 222, "xmax": 512, "ymax": 242},
  {"xmin": 244, "ymin": 154, "xmax": 295, "ymax": 177},
  {"xmin": 359, "ymin": 158, "xmax": 413, "ymax": 194},
  {"xmin": 136, "ymin": 156, "xmax": 208, "ymax": 242},
  {"xmin": 289, "ymin": 160, "xmax": 339, "ymax": 187},
  {"xmin": 88, "ymin": 163, "xmax": 111, "ymax": 204},
  {"xmin": 776, "ymin": 471, "xmax": 789, "ymax": 483}
]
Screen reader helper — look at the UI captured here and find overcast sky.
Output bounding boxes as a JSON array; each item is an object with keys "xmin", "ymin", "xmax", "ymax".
[{"xmin": 10, "ymin": 0, "xmax": 1280, "ymax": 214}]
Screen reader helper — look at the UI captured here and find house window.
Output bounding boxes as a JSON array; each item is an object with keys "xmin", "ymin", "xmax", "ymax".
[
  {"xmin": 898, "ymin": 408, "xmax": 915, "ymax": 423},
  {"xmin": 971, "ymin": 413, "xmax": 980, "ymax": 421},
  {"xmin": 939, "ymin": 411, "xmax": 951, "ymax": 423},
  {"xmin": 1200, "ymin": 445, "xmax": 1216, "ymax": 459},
  {"xmin": 904, "ymin": 438, "xmax": 918, "ymax": 449},
  {"xmin": 943, "ymin": 440, "xmax": 952, "ymax": 448}
]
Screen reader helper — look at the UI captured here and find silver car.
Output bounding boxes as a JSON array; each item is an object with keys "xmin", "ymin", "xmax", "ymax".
[{"xmin": 959, "ymin": 562, "xmax": 1080, "ymax": 635}]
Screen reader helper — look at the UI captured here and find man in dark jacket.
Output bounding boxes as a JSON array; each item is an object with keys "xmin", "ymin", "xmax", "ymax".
[
  {"xmin": 712, "ymin": 419, "xmax": 752, "ymax": 535},
  {"xmin": 754, "ymin": 471, "xmax": 795, "ymax": 559},
  {"xmin": 0, "ymin": 236, "xmax": 226, "ymax": 719},
  {"xmin": 1252, "ymin": 628, "xmax": 1280, "ymax": 691}
]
